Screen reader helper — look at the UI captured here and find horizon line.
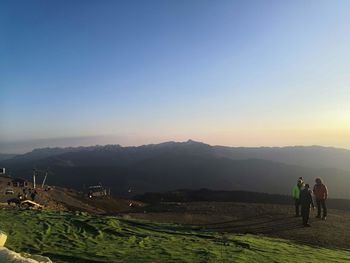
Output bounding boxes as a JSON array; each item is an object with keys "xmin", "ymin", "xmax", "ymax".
[{"xmin": 2, "ymin": 139, "xmax": 350, "ymax": 155}]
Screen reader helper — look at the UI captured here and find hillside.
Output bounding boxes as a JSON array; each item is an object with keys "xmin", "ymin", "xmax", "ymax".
[
  {"xmin": 1, "ymin": 141, "xmax": 350, "ymax": 198},
  {"xmin": 1, "ymin": 173, "xmax": 350, "ymax": 262},
  {"xmin": 0, "ymin": 176, "xmax": 138, "ymax": 214},
  {"xmin": 0, "ymin": 209, "xmax": 350, "ymax": 263}
]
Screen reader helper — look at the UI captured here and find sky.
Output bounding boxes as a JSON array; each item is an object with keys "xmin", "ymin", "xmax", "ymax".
[{"xmin": 1, "ymin": 0, "xmax": 350, "ymax": 153}]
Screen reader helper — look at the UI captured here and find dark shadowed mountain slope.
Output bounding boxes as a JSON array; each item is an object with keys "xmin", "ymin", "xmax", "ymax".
[
  {"xmin": 0, "ymin": 153, "xmax": 17, "ymax": 162},
  {"xmin": 1, "ymin": 140, "xmax": 350, "ymax": 198},
  {"xmin": 214, "ymin": 145, "xmax": 350, "ymax": 171}
]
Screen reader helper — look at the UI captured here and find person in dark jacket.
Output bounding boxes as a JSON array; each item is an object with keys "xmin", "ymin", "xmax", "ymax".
[
  {"xmin": 300, "ymin": 184, "xmax": 315, "ymax": 227},
  {"xmin": 31, "ymin": 190, "xmax": 38, "ymax": 201},
  {"xmin": 313, "ymin": 178, "xmax": 328, "ymax": 220}
]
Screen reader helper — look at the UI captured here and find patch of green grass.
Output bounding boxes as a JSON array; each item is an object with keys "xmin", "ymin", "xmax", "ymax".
[{"xmin": 0, "ymin": 209, "xmax": 349, "ymax": 262}]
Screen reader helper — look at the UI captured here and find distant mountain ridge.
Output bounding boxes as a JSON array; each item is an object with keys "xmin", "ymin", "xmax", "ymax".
[
  {"xmin": 0, "ymin": 153, "xmax": 17, "ymax": 162},
  {"xmin": 214, "ymin": 145, "xmax": 350, "ymax": 171},
  {"xmin": 1, "ymin": 140, "xmax": 350, "ymax": 198},
  {"xmin": 5, "ymin": 140, "xmax": 350, "ymax": 170}
]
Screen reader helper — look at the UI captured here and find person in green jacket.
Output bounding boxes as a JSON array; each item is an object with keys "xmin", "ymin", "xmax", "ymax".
[{"xmin": 292, "ymin": 177, "xmax": 304, "ymax": 217}]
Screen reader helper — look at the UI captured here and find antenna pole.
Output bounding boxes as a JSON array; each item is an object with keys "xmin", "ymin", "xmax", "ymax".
[
  {"xmin": 42, "ymin": 172, "xmax": 48, "ymax": 188},
  {"xmin": 33, "ymin": 169, "xmax": 36, "ymax": 189}
]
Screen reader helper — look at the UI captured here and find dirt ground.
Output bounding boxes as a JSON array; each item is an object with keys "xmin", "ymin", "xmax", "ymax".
[
  {"xmin": 0, "ymin": 176, "xmax": 139, "ymax": 213},
  {"xmin": 126, "ymin": 202, "xmax": 350, "ymax": 250},
  {"xmin": 2, "ymin": 177, "xmax": 350, "ymax": 250}
]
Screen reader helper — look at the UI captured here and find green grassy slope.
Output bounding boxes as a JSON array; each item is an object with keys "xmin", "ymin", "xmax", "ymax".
[{"xmin": 0, "ymin": 209, "xmax": 349, "ymax": 263}]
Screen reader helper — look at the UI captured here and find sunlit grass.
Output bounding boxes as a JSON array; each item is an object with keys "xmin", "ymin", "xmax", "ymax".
[{"xmin": 0, "ymin": 209, "xmax": 349, "ymax": 262}]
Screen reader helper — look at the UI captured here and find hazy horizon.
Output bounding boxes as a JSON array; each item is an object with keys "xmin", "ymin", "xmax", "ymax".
[
  {"xmin": 2, "ymin": 1, "xmax": 350, "ymax": 153},
  {"xmin": 2, "ymin": 135, "xmax": 350, "ymax": 155}
]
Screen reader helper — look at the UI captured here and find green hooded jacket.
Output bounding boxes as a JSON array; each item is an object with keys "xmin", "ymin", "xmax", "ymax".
[{"xmin": 292, "ymin": 185, "xmax": 301, "ymax": 199}]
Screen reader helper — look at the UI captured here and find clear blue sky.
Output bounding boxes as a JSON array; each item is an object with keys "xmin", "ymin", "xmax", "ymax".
[{"xmin": 1, "ymin": 0, "xmax": 350, "ymax": 153}]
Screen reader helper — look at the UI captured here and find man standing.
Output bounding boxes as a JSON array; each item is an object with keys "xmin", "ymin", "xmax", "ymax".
[
  {"xmin": 313, "ymin": 178, "xmax": 328, "ymax": 220},
  {"xmin": 292, "ymin": 177, "xmax": 304, "ymax": 217},
  {"xmin": 300, "ymin": 184, "xmax": 315, "ymax": 227}
]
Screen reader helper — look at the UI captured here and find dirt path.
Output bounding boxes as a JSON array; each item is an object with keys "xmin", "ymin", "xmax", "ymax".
[{"xmin": 126, "ymin": 202, "xmax": 350, "ymax": 250}]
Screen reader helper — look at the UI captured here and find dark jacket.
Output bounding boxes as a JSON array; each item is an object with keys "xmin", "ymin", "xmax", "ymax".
[{"xmin": 300, "ymin": 189, "xmax": 314, "ymax": 208}]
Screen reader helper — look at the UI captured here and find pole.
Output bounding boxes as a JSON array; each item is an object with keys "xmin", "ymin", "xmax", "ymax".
[
  {"xmin": 33, "ymin": 169, "xmax": 36, "ymax": 189},
  {"xmin": 41, "ymin": 172, "xmax": 48, "ymax": 188}
]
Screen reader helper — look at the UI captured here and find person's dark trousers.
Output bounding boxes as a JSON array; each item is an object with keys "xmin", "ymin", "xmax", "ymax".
[
  {"xmin": 301, "ymin": 205, "xmax": 310, "ymax": 225},
  {"xmin": 294, "ymin": 199, "xmax": 300, "ymax": 216},
  {"xmin": 316, "ymin": 199, "xmax": 327, "ymax": 218}
]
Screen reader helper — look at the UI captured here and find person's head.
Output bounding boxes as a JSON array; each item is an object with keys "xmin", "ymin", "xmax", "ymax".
[
  {"xmin": 304, "ymin": 184, "xmax": 310, "ymax": 189},
  {"xmin": 315, "ymin": 178, "xmax": 323, "ymax": 185},
  {"xmin": 297, "ymin": 179, "xmax": 303, "ymax": 186}
]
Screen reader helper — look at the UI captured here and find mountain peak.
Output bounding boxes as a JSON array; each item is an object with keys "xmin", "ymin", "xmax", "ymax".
[{"xmin": 185, "ymin": 139, "xmax": 200, "ymax": 144}]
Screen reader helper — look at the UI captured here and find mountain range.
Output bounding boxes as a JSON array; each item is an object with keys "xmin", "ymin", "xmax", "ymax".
[{"xmin": 1, "ymin": 140, "xmax": 350, "ymax": 198}]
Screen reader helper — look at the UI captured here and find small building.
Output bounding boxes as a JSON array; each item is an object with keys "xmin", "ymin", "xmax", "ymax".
[
  {"xmin": 87, "ymin": 185, "xmax": 107, "ymax": 198},
  {"xmin": 12, "ymin": 178, "xmax": 28, "ymax": 187}
]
